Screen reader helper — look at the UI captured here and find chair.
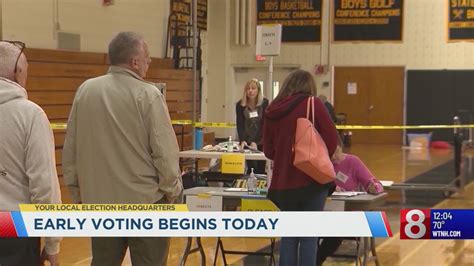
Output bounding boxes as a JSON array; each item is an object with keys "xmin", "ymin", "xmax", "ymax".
[
  {"xmin": 324, "ymin": 237, "xmax": 379, "ymax": 266},
  {"xmin": 201, "ymin": 171, "xmax": 243, "ymax": 183},
  {"xmin": 335, "ymin": 113, "xmax": 350, "ymax": 147},
  {"xmin": 213, "ymin": 176, "xmax": 276, "ymax": 266},
  {"xmin": 213, "ymin": 238, "xmax": 276, "ymax": 266},
  {"xmin": 323, "ymin": 196, "xmax": 380, "ymax": 266}
]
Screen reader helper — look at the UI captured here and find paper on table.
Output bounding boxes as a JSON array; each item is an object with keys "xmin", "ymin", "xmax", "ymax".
[
  {"xmin": 331, "ymin": 191, "xmax": 367, "ymax": 197},
  {"xmin": 380, "ymin": 180, "xmax": 394, "ymax": 187},
  {"xmin": 224, "ymin": 188, "xmax": 248, "ymax": 192}
]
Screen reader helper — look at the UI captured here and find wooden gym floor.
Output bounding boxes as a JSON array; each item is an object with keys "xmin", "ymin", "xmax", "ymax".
[{"xmin": 54, "ymin": 144, "xmax": 474, "ymax": 265}]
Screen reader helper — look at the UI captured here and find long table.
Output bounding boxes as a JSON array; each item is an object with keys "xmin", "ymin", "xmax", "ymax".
[
  {"xmin": 184, "ymin": 186, "xmax": 387, "ymax": 211},
  {"xmin": 181, "ymin": 187, "xmax": 388, "ymax": 266},
  {"xmin": 179, "ymin": 150, "xmax": 268, "ymax": 183},
  {"xmin": 179, "ymin": 149, "xmax": 267, "ymax": 161}
]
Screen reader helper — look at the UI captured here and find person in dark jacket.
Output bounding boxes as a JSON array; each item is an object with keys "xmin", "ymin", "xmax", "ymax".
[
  {"xmin": 263, "ymin": 70, "xmax": 338, "ymax": 266},
  {"xmin": 318, "ymin": 94, "xmax": 337, "ymax": 123},
  {"xmin": 236, "ymin": 78, "xmax": 269, "ymax": 173}
]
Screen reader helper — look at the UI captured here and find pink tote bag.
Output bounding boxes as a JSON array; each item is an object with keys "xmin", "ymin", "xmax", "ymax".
[{"xmin": 293, "ymin": 97, "xmax": 336, "ymax": 184}]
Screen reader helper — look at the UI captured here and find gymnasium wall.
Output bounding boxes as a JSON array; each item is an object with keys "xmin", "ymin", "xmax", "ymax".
[
  {"xmin": 209, "ymin": 0, "xmax": 474, "ymax": 137},
  {"xmin": 230, "ymin": 0, "xmax": 474, "ymax": 87},
  {"xmin": 1, "ymin": 0, "xmax": 170, "ymax": 58},
  {"xmin": 407, "ymin": 70, "xmax": 474, "ymax": 141},
  {"xmin": 3, "ymin": 0, "xmax": 473, "ymax": 137},
  {"xmin": 1, "ymin": 0, "xmax": 211, "ymax": 127},
  {"xmin": 205, "ymin": 0, "xmax": 231, "ymax": 136},
  {"xmin": 0, "ymin": 0, "xmax": 3, "ymax": 39}
]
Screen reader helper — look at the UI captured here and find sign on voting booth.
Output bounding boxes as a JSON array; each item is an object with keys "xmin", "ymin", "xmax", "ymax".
[
  {"xmin": 221, "ymin": 154, "xmax": 245, "ymax": 174},
  {"xmin": 256, "ymin": 24, "xmax": 282, "ymax": 56},
  {"xmin": 241, "ymin": 197, "xmax": 279, "ymax": 212},
  {"xmin": 186, "ymin": 194, "xmax": 223, "ymax": 211}
]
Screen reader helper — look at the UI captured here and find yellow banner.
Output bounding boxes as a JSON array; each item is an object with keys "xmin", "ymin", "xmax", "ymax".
[
  {"xmin": 19, "ymin": 204, "xmax": 188, "ymax": 212},
  {"xmin": 221, "ymin": 154, "xmax": 245, "ymax": 174}
]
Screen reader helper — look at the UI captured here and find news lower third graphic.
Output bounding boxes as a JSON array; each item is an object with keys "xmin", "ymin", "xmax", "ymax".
[
  {"xmin": 0, "ymin": 204, "xmax": 393, "ymax": 238},
  {"xmin": 400, "ymin": 209, "xmax": 474, "ymax": 240}
]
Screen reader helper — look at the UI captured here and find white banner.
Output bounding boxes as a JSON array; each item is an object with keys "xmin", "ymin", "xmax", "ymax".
[{"xmin": 13, "ymin": 211, "xmax": 391, "ymax": 237}]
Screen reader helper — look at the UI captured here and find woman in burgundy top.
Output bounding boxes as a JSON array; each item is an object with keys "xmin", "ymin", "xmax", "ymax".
[{"xmin": 263, "ymin": 70, "xmax": 338, "ymax": 265}]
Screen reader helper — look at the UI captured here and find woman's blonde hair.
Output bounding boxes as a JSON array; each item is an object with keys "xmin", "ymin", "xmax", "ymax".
[
  {"xmin": 273, "ymin": 70, "xmax": 317, "ymax": 102},
  {"xmin": 240, "ymin": 78, "xmax": 264, "ymax": 107}
]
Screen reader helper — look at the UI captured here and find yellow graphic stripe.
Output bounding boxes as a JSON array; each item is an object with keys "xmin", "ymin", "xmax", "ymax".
[
  {"xmin": 19, "ymin": 204, "xmax": 188, "ymax": 212},
  {"xmin": 337, "ymin": 125, "xmax": 474, "ymax": 130}
]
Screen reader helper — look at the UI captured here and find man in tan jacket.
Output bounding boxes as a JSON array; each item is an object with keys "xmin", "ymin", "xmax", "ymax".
[
  {"xmin": 62, "ymin": 32, "xmax": 183, "ymax": 265},
  {"xmin": 0, "ymin": 41, "xmax": 61, "ymax": 265}
]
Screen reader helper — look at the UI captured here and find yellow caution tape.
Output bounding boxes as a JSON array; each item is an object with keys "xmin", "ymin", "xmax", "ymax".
[
  {"xmin": 50, "ymin": 123, "xmax": 67, "ymax": 130},
  {"xmin": 50, "ymin": 122, "xmax": 474, "ymax": 130},
  {"xmin": 194, "ymin": 122, "xmax": 236, "ymax": 128},
  {"xmin": 50, "ymin": 120, "xmax": 194, "ymax": 130},
  {"xmin": 171, "ymin": 120, "xmax": 193, "ymax": 125}
]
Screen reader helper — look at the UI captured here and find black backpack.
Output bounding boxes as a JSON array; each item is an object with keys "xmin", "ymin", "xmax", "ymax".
[{"xmin": 181, "ymin": 168, "xmax": 208, "ymax": 189}]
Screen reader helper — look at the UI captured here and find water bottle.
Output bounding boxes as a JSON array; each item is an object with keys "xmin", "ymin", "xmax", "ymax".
[
  {"xmin": 248, "ymin": 168, "xmax": 257, "ymax": 193},
  {"xmin": 194, "ymin": 128, "xmax": 203, "ymax": 150},
  {"xmin": 227, "ymin": 136, "xmax": 233, "ymax": 152}
]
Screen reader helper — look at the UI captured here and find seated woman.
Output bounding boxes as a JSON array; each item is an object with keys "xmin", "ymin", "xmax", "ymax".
[
  {"xmin": 332, "ymin": 145, "xmax": 384, "ymax": 194},
  {"xmin": 317, "ymin": 145, "xmax": 383, "ymax": 266},
  {"xmin": 236, "ymin": 78, "xmax": 269, "ymax": 174}
]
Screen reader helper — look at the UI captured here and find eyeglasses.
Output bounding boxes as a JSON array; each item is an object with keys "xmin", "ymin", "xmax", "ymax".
[{"xmin": 1, "ymin": 40, "xmax": 26, "ymax": 73}]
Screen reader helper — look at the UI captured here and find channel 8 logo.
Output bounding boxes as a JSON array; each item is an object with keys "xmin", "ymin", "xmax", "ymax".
[{"xmin": 400, "ymin": 209, "xmax": 431, "ymax": 239}]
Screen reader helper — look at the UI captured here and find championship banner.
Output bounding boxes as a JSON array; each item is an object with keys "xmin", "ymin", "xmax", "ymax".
[
  {"xmin": 448, "ymin": 0, "xmax": 474, "ymax": 41},
  {"xmin": 171, "ymin": 0, "xmax": 207, "ymax": 31},
  {"xmin": 333, "ymin": 0, "xmax": 404, "ymax": 41},
  {"xmin": 401, "ymin": 209, "xmax": 474, "ymax": 239},
  {"xmin": 257, "ymin": 0, "xmax": 323, "ymax": 42},
  {"xmin": 0, "ymin": 204, "xmax": 393, "ymax": 238}
]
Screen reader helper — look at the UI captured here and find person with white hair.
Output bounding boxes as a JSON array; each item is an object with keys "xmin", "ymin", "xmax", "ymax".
[
  {"xmin": 0, "ymin": 40, "xmax": 61, "ymax": 265},
  {"xmin": 62, "ymin": 32, "xmax": 183, "ymax": 265}
]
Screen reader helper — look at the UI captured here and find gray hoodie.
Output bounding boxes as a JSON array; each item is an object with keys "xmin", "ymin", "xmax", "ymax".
[{"xmin": 0, "ymin": 77, "xmax": 61, "ymax": 254}]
